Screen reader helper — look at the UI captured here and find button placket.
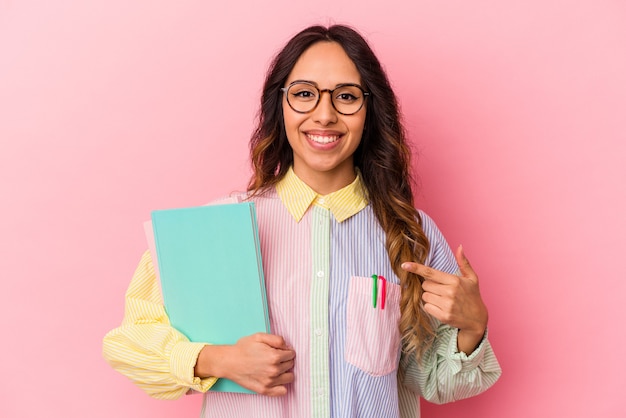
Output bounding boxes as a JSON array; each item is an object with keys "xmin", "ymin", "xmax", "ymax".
[{"xmin": 310, "ymin": 206, "xmax": 331, "ymax": 418}]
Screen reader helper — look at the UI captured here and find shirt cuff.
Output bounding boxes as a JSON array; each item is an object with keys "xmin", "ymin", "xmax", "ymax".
[
  {"xmin": 170, "ymin": 342, "xmax": 218, "ymax": 393},
  {"xmin": 447, "ymin": 328, "xmax": 489, "ymax": 373}
]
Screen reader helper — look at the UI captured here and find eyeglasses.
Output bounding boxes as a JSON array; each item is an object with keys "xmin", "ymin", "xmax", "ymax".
[{"xmin": 281, "ymin": 81, "xmax": 370, "ymax": 115}]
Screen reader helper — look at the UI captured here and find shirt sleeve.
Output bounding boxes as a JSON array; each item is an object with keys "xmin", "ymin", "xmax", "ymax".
[
  {"xmin": 399, "ymin": 324, "xmax": 501, "ymax": 404},
  {"xmin": 398, "ymin": 212, "xmax": 502, "ymax": 404},
  {"xmin": 102, "ymin": 250, "xmax": 217, "ymax": 399}
]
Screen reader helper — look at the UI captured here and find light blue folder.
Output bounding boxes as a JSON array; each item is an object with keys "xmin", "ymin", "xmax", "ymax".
[{"xmin": 151, "ymin": 202, "xmax": 270, "ymax": 394}]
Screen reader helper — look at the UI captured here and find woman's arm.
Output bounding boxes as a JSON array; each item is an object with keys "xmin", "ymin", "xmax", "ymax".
[
  {"xmin": 102, "ymin": 251, "xmax": 216, "ymax": 398},
  {"xmin": 401, "ymin": 248, "xmax": 500, "ymax": 403},
  {"xmin": 102, "ymin": 251, "xmax": 296, "ymax": 398},
  {"xmin": 398, "ymin": 215, "xmax": 501, "ymax": 404}
]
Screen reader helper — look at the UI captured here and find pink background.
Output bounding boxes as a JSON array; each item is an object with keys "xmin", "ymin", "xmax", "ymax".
[{"xmin": 1, "ymin": 1, "xmax": 625, "ymax": 417}]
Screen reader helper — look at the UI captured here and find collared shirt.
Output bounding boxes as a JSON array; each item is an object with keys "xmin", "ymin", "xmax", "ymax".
[
  {"xmin": 103, "ymin": 168, "xmax": 501, "ymax": 418},
  {"xmin": 275, "ymin": 166, "xmax": 368, "ymax": 222}
]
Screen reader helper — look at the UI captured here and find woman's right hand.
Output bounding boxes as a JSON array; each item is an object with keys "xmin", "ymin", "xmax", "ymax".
[{"xmin": 194, "ymin": 333, "xmax": 296, "ymax": 396}]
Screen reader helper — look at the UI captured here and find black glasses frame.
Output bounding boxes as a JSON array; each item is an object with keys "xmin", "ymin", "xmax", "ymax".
[{"xmin": 281, "ymin": 81, "xmax": 370, "ymax": 115}]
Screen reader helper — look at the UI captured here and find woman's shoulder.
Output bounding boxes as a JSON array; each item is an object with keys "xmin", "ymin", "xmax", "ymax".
[
  {"xmin": 416, "ymin": 209, "xmax": 457, "ymax": 271},
  {"xmin": 416, "ymin": 209, "xmax": 441, "ymax": 236}
]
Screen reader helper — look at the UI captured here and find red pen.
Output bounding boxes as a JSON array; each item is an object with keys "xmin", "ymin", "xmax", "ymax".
[{"xmin": 378, "ymin": 275, "xmax": 386, "ymax": 310}]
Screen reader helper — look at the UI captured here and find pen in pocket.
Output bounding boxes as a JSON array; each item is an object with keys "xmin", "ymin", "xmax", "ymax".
[{"xmin": 371, "ymin": 274, "xmax": 386, "ymax": 310}]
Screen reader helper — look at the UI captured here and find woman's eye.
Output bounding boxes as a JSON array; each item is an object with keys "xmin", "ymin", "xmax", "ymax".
[
  {"xmin": 293, "ymin": 90, "xmax": 316, "ymax": 99},
  {"xmin": 336, "ymin": 93, "xmax": 358, "ymax": 102}
]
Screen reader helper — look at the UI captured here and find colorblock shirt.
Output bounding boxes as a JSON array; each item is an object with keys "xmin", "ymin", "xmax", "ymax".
[{"xmin": 102, "ymin": 168, "xmax": 501, "ymax": 418}]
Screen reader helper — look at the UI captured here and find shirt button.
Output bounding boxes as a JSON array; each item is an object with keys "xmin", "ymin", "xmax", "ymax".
[
  {"xmin": 317, "ymin": 388, "xmax": 324, "ymax": 396},
  {"xmin": 318, "ymin": 197, "xmax": 326, "ymax": 204},
  {"xmin": 315, "ymin": 328, "xmax": 323, "ymax": 336},
  {"xmin": 316, "ymin": 270, "xmax": 324, "ymax": 278}
]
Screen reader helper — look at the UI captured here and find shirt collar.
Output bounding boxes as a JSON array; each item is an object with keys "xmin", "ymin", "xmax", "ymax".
[{"xmin": 275, "ymin": 167, "xmax": 369, "ymax": 223}]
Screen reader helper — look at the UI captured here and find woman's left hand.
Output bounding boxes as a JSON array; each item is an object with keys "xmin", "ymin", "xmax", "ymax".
[{"xmin": 401, "ymin": 245, "xmax": 488, "ymax": 354}]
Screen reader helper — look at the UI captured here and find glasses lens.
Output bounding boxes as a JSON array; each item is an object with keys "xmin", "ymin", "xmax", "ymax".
[
  {"xmin": 331, "ymin": 85, "xmax": 365, "ymax": 115},
  {"xmin": 286, "ymin": 83, "xmax": 319, "ymax": 113}
]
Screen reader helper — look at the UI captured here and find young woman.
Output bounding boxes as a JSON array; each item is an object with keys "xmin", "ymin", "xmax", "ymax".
[{"xmin": 103, "ymin": 24, "xmax": 501, "ymax": 418}]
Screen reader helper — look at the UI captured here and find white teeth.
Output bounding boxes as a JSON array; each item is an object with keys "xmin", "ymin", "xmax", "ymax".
[{"xmin": 308, "ymin": 134, "xmax": 339, "ymax": 144}]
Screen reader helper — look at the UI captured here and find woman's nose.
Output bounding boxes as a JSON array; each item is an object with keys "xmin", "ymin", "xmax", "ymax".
[{"xmin": 311, "ymin": 91, "xmax": 338, "ymax": 125}]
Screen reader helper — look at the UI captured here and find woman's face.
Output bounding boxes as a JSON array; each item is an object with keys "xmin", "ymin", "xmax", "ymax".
[{"xmin": 282, "ymin": 41, "xmax": 366, "ymax": 194}]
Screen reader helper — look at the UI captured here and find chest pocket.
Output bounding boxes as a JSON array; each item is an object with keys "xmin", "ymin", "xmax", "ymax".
[{"xmin": 345, "ymin": 275, "xmax": 401, "ymax": 376}]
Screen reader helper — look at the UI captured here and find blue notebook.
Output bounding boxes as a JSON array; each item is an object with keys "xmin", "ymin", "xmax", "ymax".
[{"xmin": 150, "ymin": 202, "xmax": 270, "ymax": 394}]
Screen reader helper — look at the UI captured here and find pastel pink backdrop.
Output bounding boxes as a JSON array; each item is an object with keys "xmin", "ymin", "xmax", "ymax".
[{"xmin": 1, "ymin": 1, "xmax": 624, "ymax": 417}]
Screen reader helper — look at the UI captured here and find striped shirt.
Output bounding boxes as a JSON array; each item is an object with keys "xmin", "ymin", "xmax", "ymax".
[{"xmin": 103, "ymin": 167, "xmax": 501, "ymax": 417}]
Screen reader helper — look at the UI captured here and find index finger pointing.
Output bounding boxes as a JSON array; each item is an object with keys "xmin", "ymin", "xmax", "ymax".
[
  {"xmin": 401, "ymin": 262, "xmax": 454, "ymax": 284},
  {"xmin": 401, "ymin": 261, "xmax": 432, "ymax": 277}
]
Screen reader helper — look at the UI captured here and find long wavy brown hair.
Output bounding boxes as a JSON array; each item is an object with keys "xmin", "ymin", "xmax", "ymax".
[{"xmin": 248, "ymin": 25, "xmax": 434, "ymax": 356}]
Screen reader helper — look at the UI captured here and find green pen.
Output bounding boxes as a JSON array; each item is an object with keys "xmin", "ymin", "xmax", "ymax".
[{"xmin": 371, "ymin": 274, "xmax": 378, "ymax": 308}]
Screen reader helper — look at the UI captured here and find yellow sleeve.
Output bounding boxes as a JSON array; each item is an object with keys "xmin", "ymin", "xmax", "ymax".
[{"xmin": 102, "ymin": 250, "xmax": 217, "ymax": 399}]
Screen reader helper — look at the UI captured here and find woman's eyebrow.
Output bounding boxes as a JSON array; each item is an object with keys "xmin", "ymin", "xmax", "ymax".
[
  {"xmin": 287, "ymin": 79, "xmax": 362, "ymax": 88},
  {"xmin": 288, "ymin": 79, "xmax": 318, "ymax": 86}
]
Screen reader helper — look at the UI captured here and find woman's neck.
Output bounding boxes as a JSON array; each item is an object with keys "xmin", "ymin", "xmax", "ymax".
[{"xmin": 292, "ymin": 165, "xmax": 357, "ymax": 195}]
